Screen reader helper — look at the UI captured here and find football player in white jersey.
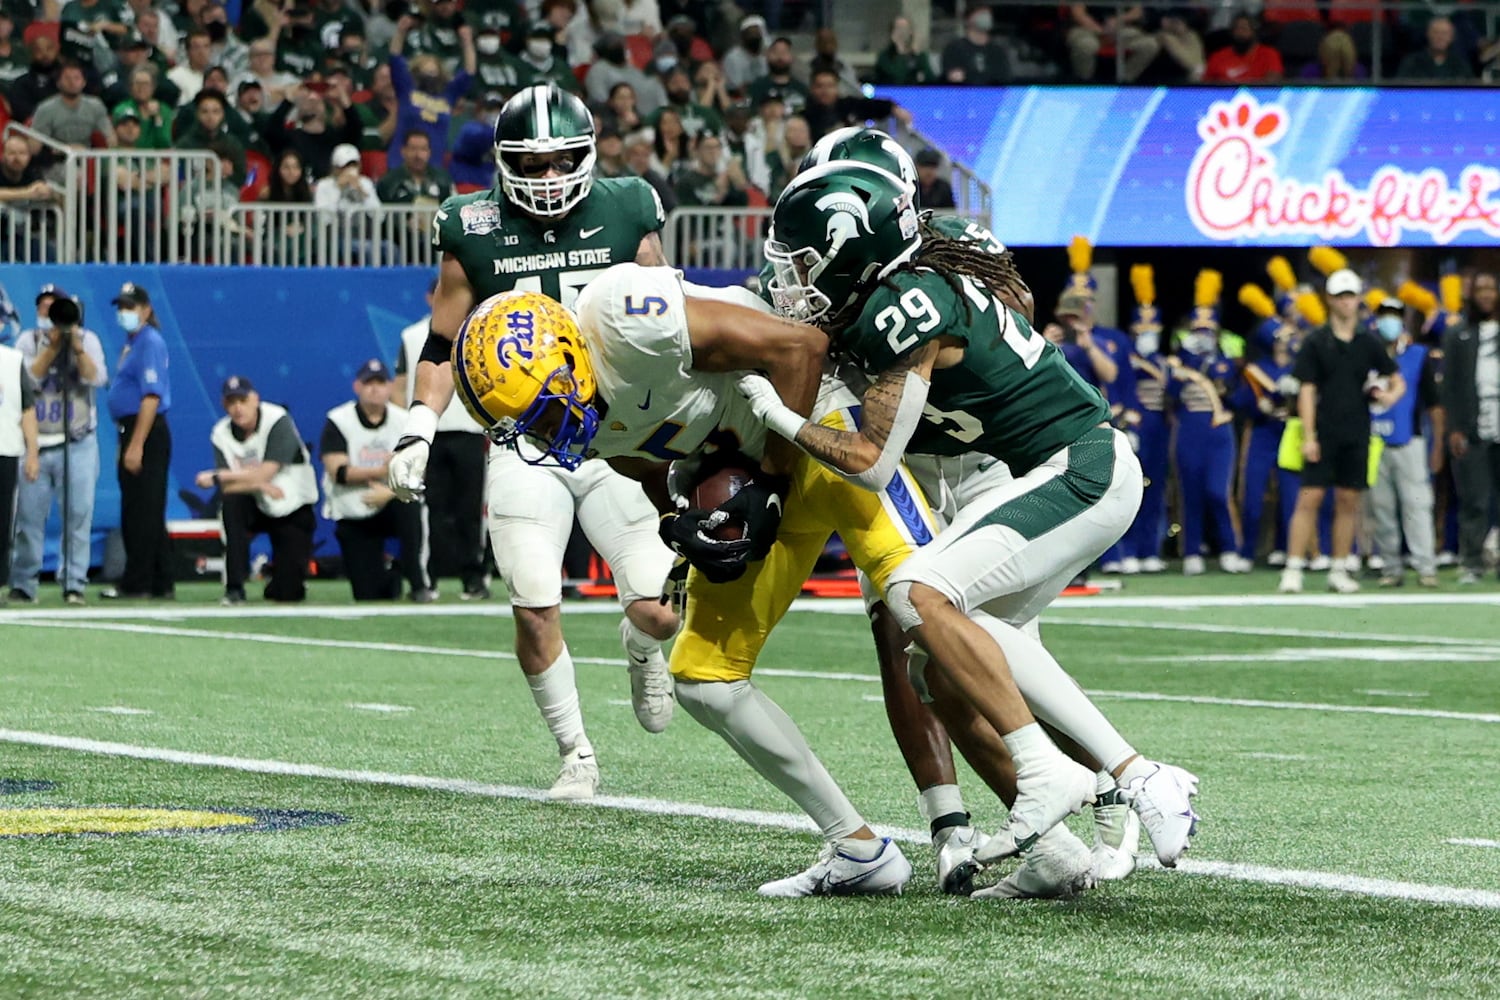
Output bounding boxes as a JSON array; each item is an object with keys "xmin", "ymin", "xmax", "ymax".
[{"xmin": 450, "ymin": 269, "xmax": 1007, "ymax": 897}]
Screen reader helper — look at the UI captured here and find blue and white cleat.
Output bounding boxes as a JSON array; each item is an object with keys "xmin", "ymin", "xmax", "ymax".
[{"xmin": 757, "ymin": 837, "xmax": 912, "ymax": 897}]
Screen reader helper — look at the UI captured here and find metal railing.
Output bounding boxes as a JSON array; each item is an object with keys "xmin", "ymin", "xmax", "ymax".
[
  {"xmin": 218, "ymin": 204, "xmax": 440, "ymax": 268},
  {"xmin": 1, "ymin": 202, "xmax": 65, "ymax": 264},
  {"xmin": 65, "ymin": 147, "xmax": 224, "ymax": 265}
]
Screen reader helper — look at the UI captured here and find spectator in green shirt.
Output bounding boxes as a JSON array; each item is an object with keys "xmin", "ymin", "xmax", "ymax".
[
  {"xmin": 375, "ymin": 129, "xmax": 451, "ymax": 204},
  {"xmin": 113, "ymin": 64, "xmax": 175, "ymax": 147},
  {"xmin": 60, "ymin": 0, "xmax": 126, "ymax": 66},
  {"xmin": 874, "ymin": 15, "xmax": 938, "ymax": 85}
]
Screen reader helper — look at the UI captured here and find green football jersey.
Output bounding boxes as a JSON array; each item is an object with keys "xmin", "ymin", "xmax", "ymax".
[
  {"xmin": 432, "ymin": 176, "xmax": 664, "ymax": 308},
  {"xmin": 840, "ymin": 268, "xmax": 1109, "ymax": 474}
]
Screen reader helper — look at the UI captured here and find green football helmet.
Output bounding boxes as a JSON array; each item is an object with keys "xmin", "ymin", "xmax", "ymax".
[
  {"xmin": 494, "ymin": 83, "xmax": 597, "ymax": 218},
  {"xmin": 798, "ymin": 127, "xmax": 918, "ymax": 197},
  {"xmin": 765, "ymin": 161, "xmax": 920, "ymax": 325}
]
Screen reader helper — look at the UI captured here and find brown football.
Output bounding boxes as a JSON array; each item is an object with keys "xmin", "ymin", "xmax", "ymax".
[{"xmin": 691, "ymin": 465, "xmax": 752, "ymax": 541}]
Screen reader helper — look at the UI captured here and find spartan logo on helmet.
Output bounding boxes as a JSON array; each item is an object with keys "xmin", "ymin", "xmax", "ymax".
[
  {"xmin": 493, "ymin": 83, "xmax": 598, "ymax": 218},
  {"xmin": 765, "ymin": 162, "xmax": 922, "ymax": 325}
]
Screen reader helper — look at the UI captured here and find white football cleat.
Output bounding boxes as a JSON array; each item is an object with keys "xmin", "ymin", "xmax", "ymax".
[
  {"xmin": 974, "ymin": 826, "xmax": 1096, "ymax": 900},
  {"xmin": 1267, "ymin": 550, "xmax": 1287, "ymax": 567},
  {"xmin": 1278, "ymin": 566, "xmax": 1303, "ymax": 593},
  {"xmin": 757, "ymin": 837, "xmax": 912, "ymax": 897},
  {"xmin": 1118, "ymin": 760, "xmax": 1199, "ymax": 868},
  {"xmin": 619, "ymin": 619, "xmax": 673, "ymax": 734},
  {"xmin": 1119, "ymin": 557, "xmax": 1142, "ymax": 575},
  {"xmin": 1326, "ymin": 569, "xmax": 1361, "ymax": 594},
  {"xmin": 1219, "ymin": 552, "xmax": 1252, "ymax": 574},
  {"xmin": 1100, "ymin": 560, "xmax": 1123, "ymax": 574},
  {"xmin": 546, "ymin": 746, "xmax": 599, "ymax": 801},
  {"xmin": 978, "ymin": 757, "xmax": 1095, "ymax": 864},
  {"xmin": 934, "ymin": 825, "xmax": 987, "ymax": 896},
  {"xmin": 1308, "ymin": 554, "xmax": 1332, "ymax": 572},
  {"xmin": 1140, "ymin": 556, "xmax": 1168, "ymax": 573},
  {"xmin": 1182, "ymin": 555, "xmax": 1206, "ymax": 576}
]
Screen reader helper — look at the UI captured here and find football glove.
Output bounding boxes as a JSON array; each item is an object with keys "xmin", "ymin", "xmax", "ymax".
[
  {"xmin": 388, "ymin": 402, "xmax": 439, "ymax": 502},
  {"xmin": 712, "ymin": 472, "xmax": 789, "ymax": 562},
  {"xmin": 659, "ymin": 558, "xmax": 690, "ymax": 615},
  {"xmin": 659, "ymin": 511, "xmax": 752, "ymax": 584}
]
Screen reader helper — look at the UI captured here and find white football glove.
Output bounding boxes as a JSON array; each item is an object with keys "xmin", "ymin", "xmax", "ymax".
[
  {"xmin": 736, "ymin": 373, "xmax": 807, "ymax": 443},
  {"xmin": 388, "ymin": 402, "xmax": 440, "ymax": 502}
]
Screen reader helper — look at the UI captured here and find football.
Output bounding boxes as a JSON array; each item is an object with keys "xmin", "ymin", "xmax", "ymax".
[{"xmin": 691, "ymin": 464, "xmax": 752, "ymax": 541}]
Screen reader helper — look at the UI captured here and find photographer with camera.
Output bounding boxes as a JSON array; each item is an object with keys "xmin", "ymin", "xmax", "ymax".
[
  {"xmin": 8, "ymin": 286, "xmax": 106, "ymax": 606},
  {"xmin": 0, "ymin": 305, "xmax": 40, "ymax": 607}
]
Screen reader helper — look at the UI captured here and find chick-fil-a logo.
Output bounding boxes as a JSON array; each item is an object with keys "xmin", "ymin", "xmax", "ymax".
[{"xmin": 1186, "ymin": 94, "xmax": 1500, "ymax": 246}]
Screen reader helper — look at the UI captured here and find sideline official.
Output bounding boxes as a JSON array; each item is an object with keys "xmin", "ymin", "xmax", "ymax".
[
  {"xmin": 197, "ymin": 376, "xmax": 318, "ymax": 605},
  {"xmin": 104, "ymin": 281, "xmax": 175, "ymax": 600},
  {"xmin": 321, "ymin": 359, "xmax": 433, "ymax": 601}
]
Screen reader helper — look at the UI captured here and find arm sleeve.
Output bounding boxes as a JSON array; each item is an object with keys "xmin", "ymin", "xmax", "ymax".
[
  {"xmin": 445, "ymin": 70, "xmax": 472, "ymax": 105},
  {"xmin": 213, "ymin": 445, "xmax": 230, "ymax": 470},
  {"xmin": 319, "ymin": 417, "xmax": 347, "ymax": 456},
  {"xmin": 139, "ymin": 336, "xmax": 168, "ymax": 397},
  {"xmin": 1420, "ymin": 353, "xmax": 1441, "ymax": 409},
  {"xmin": 19, "ymin": 375, "xmax": 34, "ymax": 410},
  {"xmin": 638, "ymin": 177, "xmax": 665, "ymax": 231},
  {"xmin": 390, "ymin": 54, "xmax": 413, "ymax": 100},
  {"xmin": 1372, "ymin": 340, "xmax": 1399, "ymax": 376},
  {"xmin": 264, "ymin": 414, "xmax": 304, "ymax": 465}
]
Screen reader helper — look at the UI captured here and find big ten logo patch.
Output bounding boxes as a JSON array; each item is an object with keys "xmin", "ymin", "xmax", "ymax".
[{"xmin": 495, "ymin": 309, "xmax": 537, "ymax": 369}]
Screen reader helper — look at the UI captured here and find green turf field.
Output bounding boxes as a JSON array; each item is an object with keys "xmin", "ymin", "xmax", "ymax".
[{"xmin": 3, "ymin": 574, "xmax": 1499, "ymax": 998}]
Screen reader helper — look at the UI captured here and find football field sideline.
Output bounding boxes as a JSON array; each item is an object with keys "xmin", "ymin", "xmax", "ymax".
[{"xmin": 4, "ymin": 725, "xmax": 1500, "ymax": 913}]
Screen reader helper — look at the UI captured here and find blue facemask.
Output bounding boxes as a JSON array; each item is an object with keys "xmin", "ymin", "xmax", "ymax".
[
  {"xmin": 118, "ymin": 310, "xmax": 142, "ymax": 333},
  {"xmin": 1376, "ymin": 315, "xmax": 1403, "ymax": 341}
]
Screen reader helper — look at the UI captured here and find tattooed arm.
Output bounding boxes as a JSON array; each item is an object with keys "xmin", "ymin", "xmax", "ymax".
[{"xmin": 738, "ymin": 341, "xmax": 940, "ymax": 491}]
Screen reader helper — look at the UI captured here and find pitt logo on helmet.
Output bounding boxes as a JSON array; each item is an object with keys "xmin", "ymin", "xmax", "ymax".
[{"xmin": 451, "ymin": 290, "xmax": 600, "ymax": 470}]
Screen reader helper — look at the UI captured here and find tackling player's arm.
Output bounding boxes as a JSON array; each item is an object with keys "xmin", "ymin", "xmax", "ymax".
[
  {"xmin": 389, "ymin": 253, "xmax": 476, "ymax": 499},
  {"xmin": 634, "ymin": 231, "xmax": 667, "ymax": 267},
  {"xmin": 738, "ymin": 339, "xmax": 947, "ymax": 492},
  {"xmin": 682, "ymin": 296, "xmax": 826, "ymax": 479}
]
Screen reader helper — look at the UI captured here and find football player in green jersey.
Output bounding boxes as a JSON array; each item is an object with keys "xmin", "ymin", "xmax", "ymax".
[
  {"xmin": 386, "ymin": 82, "xmax": 682, "ymax": 801},
  {"xmin": 785, "ymin": 131, "xmax": 1151, "ymax": 897},
  {"xmin": 742, "ymin": 162, "xmax": 1201, "ymax": 873}
]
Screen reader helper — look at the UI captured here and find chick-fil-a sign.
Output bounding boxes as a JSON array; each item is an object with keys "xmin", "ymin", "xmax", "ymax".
[{"xmin": 1186, "ymin": 94, "xmax": 1500, "ymax": 246}]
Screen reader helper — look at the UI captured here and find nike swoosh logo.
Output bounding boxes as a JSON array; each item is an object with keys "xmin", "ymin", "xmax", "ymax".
[
  {"xmin": 766, "ymin": 495, "xmax": 782, "ymax": 516},
  {"xmin": 637, "ymin": 391, "xmax": 652, "ymax": 410},
  {"xmin": 580, "ymin": 226, "xmax": 605, "ymax": 239}
]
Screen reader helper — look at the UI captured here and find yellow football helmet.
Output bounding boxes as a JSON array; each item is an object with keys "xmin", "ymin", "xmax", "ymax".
[{"xmin": 451, "ymin": 289, "xmax": 599, "ymax": 470}]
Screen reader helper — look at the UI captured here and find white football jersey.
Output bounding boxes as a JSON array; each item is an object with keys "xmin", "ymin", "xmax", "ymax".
[{"xmin": 575, "ymin": 263, "xmax": 770, "ymax": 464}]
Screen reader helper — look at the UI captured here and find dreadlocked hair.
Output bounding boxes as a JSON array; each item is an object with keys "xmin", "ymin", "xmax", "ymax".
[{"xmin": 821, "ymin": 214, "xmax": 1032, "ymax": 345}]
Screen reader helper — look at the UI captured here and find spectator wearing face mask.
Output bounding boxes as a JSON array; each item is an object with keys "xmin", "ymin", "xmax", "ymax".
[
  {"xmin": 514, "ymin": 21, "xmax": 582, "ymax": 93},
  {"xmin": 943, "ymin": 5, "xmax": 1013, "ymax": 85},
  {"xmin": 585, "ymin": 29, "xmax": 664, "ymax": 114},
  {"xmin": 722, "ymin": 14, "xmax": 768, "ymax": 93},
  {"xmin": 448, "ymin": 90, "xmax": 502, "ymax": 190},
  {"xmin": 876, "ymin": 15, "xmax": 938, "ymax": 86},
  {"xmin": 470, "ymin": 26, "xmax": 524, "ymax": 93},
  {"xmin": 1368, "ymin": 298, "xmax": 1442, "ymax": 587},
  {"xmin": 649, "ymin": 65, "xmax": 720, "ymax": 139}
]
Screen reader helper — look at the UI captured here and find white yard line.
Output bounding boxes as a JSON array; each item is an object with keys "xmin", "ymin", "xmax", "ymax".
[
  {"xmin": 87, "ymin": 706, "xmax": 154, "ymax": 716},
  {"xmin": 1090, "ymin": 690, "xmax": 1500, "ymax": 724},
  {"xmin": 348, "ymin": 703, "xmax": 413, "ymax": 714},
  {"xmin": 1446, "ymin": 838, "xmax": 1500, "ymax": 849},
  {"xmin": 1235, "ymin": 752, "xmax": 1311, "ymax": 761},
  {"xmin": 1045, "ymin": 617, "xmax": 1498, "ymax": 649},
  {"xmin": 2, "ymin": 726, "xmax": 1498, "ymax": 912},
  {"xmin": 1358, "ymin": 689, "xmax": 1430, "ymax": 698}
]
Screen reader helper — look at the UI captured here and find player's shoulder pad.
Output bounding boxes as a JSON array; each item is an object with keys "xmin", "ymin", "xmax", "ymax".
[
  {"xmin": 433, "ymin": 189, "xmax": 505, "ymax": 243},
  {"xmin": 575, "ymin": 262, "xmax": 686, "ymax": 331},
  {"xmin": 592, "ymin": 174, "xmax": 665, "ymax": 230},
  {"xmin": 682, "ymin": 279, "xmax": 773, "ymax": 316}
]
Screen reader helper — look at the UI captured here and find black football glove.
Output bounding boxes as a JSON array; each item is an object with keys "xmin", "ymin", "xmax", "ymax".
[
  {"xmin": 658, "ymin": 511, "xmax": 752, "ymax": 584},
  {"xmin": 711, "ymin": 473, "xmax": 789, "ymax": 561}
]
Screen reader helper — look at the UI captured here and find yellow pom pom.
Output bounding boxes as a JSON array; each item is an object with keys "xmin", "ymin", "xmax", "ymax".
[
  {"xmin": 1397, "ymin": 280, "xmax": 1438, "ymax": 317},
  {"xmin": 1364, "ymin": 288, "xmax": 1388, "ymax": 314},
  {"xmin": 1130, "ymin": 264, "xmax": 1156, "ymax": 306},
  {"xmin": 1194, "ymin": 269, "xmax": 1222, "ymax": 309},
  {"xmin": 1238, "ymin": 284, "xmax": 1277, "ymax": 319},
  {"xmin": 1266, "ymin": 256, "xmax": 1297, "ymax": 292},
  {"xmin": 1067, "ymin": 235, "xmax": 1092, "ymax": 275},
  {"xmin": 1308, "ymin": 246, "xmax": 1348, "ymax": 276},
  {"xmin": 1295, "ymin": 291, "xmax": 1327, "ymax": 326},
  {"xmin": 1441, "ymin": 274, "xmax": 1463, "ymax": 315}
]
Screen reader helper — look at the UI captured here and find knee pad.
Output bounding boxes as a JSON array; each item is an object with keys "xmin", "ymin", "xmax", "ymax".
[
  {"xmin": 904, "ymin": 642, "xmax": 934, "ymax": 704},
  {"xmin": 884, "ymin": 579, "xmax": 923, "ymax": 632}
]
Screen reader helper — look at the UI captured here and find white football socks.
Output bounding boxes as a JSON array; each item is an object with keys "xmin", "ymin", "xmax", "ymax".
[
  {"xmin": 526, "ymin": 646, "xmax": 589, "ymax": 756},
  {"xmin": 918, "ymin": 784, "xmax": 969, "ymax": 836},
  {"xmin": 620, "ymin": 618, "xmax": 663, "ymax": 660},
  {"xmin": 971, "ymin": 611, "xmax": 1136, "ymax": 774},
  {"xmin": 676, "ymin": 678, "xmax": 866, "ymax": 841}
]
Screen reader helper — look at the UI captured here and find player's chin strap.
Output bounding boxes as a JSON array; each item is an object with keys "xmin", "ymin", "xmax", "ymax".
[{"xmin": 734, "ymin": 371, "xmax": 929, "ymax": 493}]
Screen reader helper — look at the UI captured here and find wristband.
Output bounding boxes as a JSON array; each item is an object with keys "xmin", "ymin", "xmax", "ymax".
[
  {"xmin": 212, "ymin": 471, "xmax": 222, "ymax": 485},
  {"xmin": 402, "ymin": 401, "xmax": 440, "ymax": 445},
  {"xmin": 335, "ymin": 465, "xmax": 349, "ymax": 485},
  {"xmin": 761, "ymin": 399, "xmax": 809, "ymax": 445}
]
